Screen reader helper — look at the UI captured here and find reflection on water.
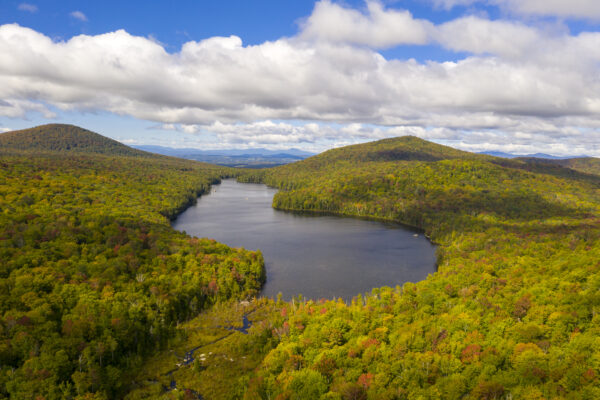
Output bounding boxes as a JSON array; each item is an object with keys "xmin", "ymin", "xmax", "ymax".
[{"xmin": 172, "ymin": 179, "xmax": 436, "ymax": 301}]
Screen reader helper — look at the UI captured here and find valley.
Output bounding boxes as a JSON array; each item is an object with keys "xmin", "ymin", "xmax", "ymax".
[{"xmin": 1, "ymin": 125, "xmax": 600, "ymax": 399}]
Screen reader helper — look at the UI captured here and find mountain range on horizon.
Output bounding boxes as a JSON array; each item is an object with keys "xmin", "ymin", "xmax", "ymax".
[
  {"xmin": 478, "ymin": 150, "xmax": 588, "ymax": 160},
  {"xmin": 132, "ymin": 144, "xmax": 315, "ymax": 168},
  {"xmin": 0, "ymin": 124, "xmax": 594, "ymax": 165},
  {"xmin": 132, "ymin": 144, "xmax": 315, "ymax": 158},
  {"xmin": 135, "ymin": 145, "xmax": 584, "ymax": 161}
]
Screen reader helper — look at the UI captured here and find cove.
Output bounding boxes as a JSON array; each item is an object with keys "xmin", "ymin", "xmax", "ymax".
[{"xmin": 172, "ymin": 179, "xmax": 437, "ymax": 301}]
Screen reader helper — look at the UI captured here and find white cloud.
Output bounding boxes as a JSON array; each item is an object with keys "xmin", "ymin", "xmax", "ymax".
[
  {"xmin": 171, "ymin": 120, "xmax": 600, "ymax": 156},
  {"xmin": 501, "ymin": 0, "xmax": 600, "ymax": 19},
  {"xmin": 300, "ymin": 1, "xmax": 432, "ymax": 48},
  {"xmin": 153, "ymin": 123, "xmax": 177, "ymax": 131},
  {"xmin": 18, "ymin": 3, "xmax": 37, "ymax": 13},
  {"xmin": 435, "ymin": 16, "xmax": 543, "ymax": 59},
  {"xmin": 146, "ymin": 117, "xmax": 600, "ymax": 156},
  {"xmin": 69, "ymin": 11, "xmax": 88, "ymax": 22},
  {"xmin": 189, "ymin": 120, "xmax": 395, "ymax": 149},
  {"xmin": 181, "ymin": 124, "xmax": 199, "ymax": 134},
  {"xmin": 430, "ymin": 0, "xmax": 477, "ymax": 9},
  {"xmin": 0, "ymin": 0, "xmax": 600, "ymax": 155},
  {"xmin": 0, "ymin": 98, "xmax": 56, "ymax": 118},
  {"xmin": 430, "ymin": 0, "xmax": 600, "ymax": 19}
]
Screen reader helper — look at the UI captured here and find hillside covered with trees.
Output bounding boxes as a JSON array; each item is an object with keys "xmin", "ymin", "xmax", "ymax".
[
  {"xmin": 526, "ymin": 157, "xmax": 600, "ymax": 178},
  {"xmin": 0, "ymin": 126, "xmax": 265, "ymax": 399},
  {"xmin": 3, "ymin": 127, "xmax": 600, "ymax": 399},
  {"xmin": 232, "ymin": 137, "xmax": 600, "ymax": 399},
  {"xmin": 0, "ymin": 124, "xmax": 147, "ymax": 156}
]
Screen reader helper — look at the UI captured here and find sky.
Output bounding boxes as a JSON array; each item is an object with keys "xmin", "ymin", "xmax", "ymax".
[{"xmin": 1, "ymin": 1, "xmax": 600, "ymax": 155}]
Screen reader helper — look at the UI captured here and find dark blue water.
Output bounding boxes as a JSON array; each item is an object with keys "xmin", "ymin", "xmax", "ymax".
[{"xmin": 172, "ymin": 179, "xmax": 436, "ymax": 301}]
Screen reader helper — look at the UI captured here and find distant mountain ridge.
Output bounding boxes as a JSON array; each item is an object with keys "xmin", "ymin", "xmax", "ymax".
[
  {"xmin": 133, "ymin": 144, "xmax": 315, "ymax": 158},
  {"xmin": 0, "ymin": 124, "xmax": 146, "ymax": 156},
  {"xmin": 479, "ymin": 150, "xmax": 586, "ymax": 159},
  {"xmin": 477, "ymin": 150, "xmax": 600, "ymax": 177},
  {"xmin": 133, "ymin": 144, "xmax": 315, "ymax": 167}
]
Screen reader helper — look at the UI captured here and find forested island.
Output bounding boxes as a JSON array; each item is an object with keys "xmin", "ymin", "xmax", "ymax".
[{"xmin": 1, "ymin": 125, "xmax": 600, "ymax": 399}]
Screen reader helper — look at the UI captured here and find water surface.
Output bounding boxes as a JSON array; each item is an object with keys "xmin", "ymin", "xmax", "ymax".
[{"xmin": 173, "ymin": 180, "xmax": 436, "ymax": 301}]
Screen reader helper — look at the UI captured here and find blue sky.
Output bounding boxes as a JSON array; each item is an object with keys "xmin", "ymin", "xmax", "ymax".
[
  {"xmin": 2, "ymin": 1, "xmax": 475, "ymax": 45},
  {"xmin": 1, "ymin": 0, "xmax": 600, "ymax": 155},
  {"xmin": 1, "ymin": 0, "xmax": 518, "ymax": 61}
]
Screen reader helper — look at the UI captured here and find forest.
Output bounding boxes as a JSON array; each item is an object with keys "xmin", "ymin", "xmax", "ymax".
[
  {"xmin": 232, "ymin": 136, "xmax": 600, "ymax": 400},
  {"xmin": 0, "ymin": 126, "xmax": 265, "ymax": 399},
  {"xmin": 2, "ymin": 126, "xmax": 600, "ymax": 399},
  {"xmin": 0, "ymin": 125, "xmax": 148, "ymax": 156}
]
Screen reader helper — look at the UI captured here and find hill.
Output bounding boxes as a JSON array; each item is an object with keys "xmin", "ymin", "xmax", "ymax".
[
  {"xmin": 555, "ymin": 157, "xmax": 600, "ymax": 176},
  {"xmin": 310, "ymin": 135, "xmax": 486, "ymax": 164},
  {"xmin": 229, "ymin": 136, "xmax": 600, "ymax": 399},
  {"xmin": 0, "ymin": 124, "xmax": 146, "ymax": 156},
  {"xmin": 0, "ymin": 129, "xmax": 266, "ymax": 399},
  {"xmin": 241, "ymin": 135, "xmax": 599, "ymax": 189},
  {"xmin": 245, "ymin": 135, "xmax": 600, "ymax": 225}
]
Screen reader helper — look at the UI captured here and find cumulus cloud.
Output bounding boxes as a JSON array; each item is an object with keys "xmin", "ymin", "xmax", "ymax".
[
  {"xmin": 435, "ymin": 16, "xmax": 544, "ymax": 59},
  {"xmin": 0, "ymin": 98, "xmax": 56, "ymax": 118},
  {"xmin": 154, "ymin": 120, "xmax": 401, "ymax": 151},
  {"xmin": 204, "ymin": 121, "xmax": 322, "ymax": 146},
  {"xmin": 150, "ymin": 123, "xmax": 200, "ymax": 134},
  {"xmin": 430, "ymin": 0, "xmax": 478, "ymax": 9},
  {"xmin": 430, "ymin": 0, "xmax": 600, "ymax": 19},
  {"xmin": 199, "ymin": 120, "xmax": 398, "ymax": 147},
  {"xmin": 1, "ymin": 0, "xmax": 600, "ymax": 155},
  {"xmin": 503, "ymin": 0, "xmax": 600, "ymax": 19},
  {"xmin": 168, "ymin": 120, "xmax": 599, "ymax": 156},
  {"xmin": 18, "ymin": 3, "xmax": 37, "ymax": 13},
  {"xmin": 69, "ymin": 11, "xmax": 88, "ymax": 22},
  {"xmin": 300, "ymin": 1, "xmax": 432, "ymax": 48},
  {"xmin": 152, "ymin": 123, "xmax": 177, "ymax": 131}
]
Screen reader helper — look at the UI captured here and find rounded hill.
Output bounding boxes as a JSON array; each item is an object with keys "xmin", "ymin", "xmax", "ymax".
[{"xmin": 0, "ymin": 123, "xmax": 145, "ymax": 156}]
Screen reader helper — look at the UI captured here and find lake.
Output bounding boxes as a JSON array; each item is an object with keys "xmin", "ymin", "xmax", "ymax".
[{"xmin": 172, "ymin": 179, "xmax": 437, "ymax": 301}]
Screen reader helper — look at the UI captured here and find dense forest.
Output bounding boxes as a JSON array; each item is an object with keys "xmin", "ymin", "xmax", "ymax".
[
  {"xmin": 232, "ymin": 137, "xmax": 600, "ymax": 399},
  {"xmin": 2, "ymin": 126, "xmax": 600, "ymax": 399},
  {"xmin": 0, "ymin": 126, "xmax": 265, "ymax": 399},
  {"xmin": 521, "ymin": 157, "xmax": 600, "ymax": 178},
  {"xmin": 0, "ymin": 125, "xmax": 148, "ymax": 156}
]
